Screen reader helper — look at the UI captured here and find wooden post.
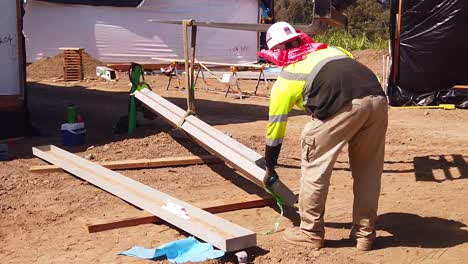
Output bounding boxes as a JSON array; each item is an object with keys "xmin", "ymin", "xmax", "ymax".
[
  {"xmin": 392, "ymin": 0, "xmax": 403, "ymax": 83},
  {"xmin": 182, "ymin": 20, "xmax": 195, "ymax": 112},
  {"xmin": 189, "ymin": 25, "xmax": 198, "ymax": 112}
]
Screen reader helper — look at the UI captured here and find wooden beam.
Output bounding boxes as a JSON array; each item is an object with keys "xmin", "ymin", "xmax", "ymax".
[
  {"xmin": 0, "ymin": 96, "xmax": 24, "ymax": 112},
  {"xmin": 29, "ymin": 155, "xmax": 220, "ymax": 173},
  {"xmin": 32, "ymin": 145, "xmax": 256, "ymax": 252},
  {"xmin": 134, "ymin": 89, "xmax": 297, "ymax": 206},
  {"xmin": 82, "ymin": 194, "xmax": 278, "ymax": 233},
  {"xmin": 393, "ymin": 0, "xmax": 403, "ymax": 82},
  {"xmin": 0, "ymin": 137, "xmax": 24, "ymax": 144},
  {"xmin": 106, "ymin": 63, "xmax": 168, "ymax": 72},
  {"xmin": 148, "ymin": 20, "xmax": 326, "ymax": 34},
  {"xmin": 151, "ymin": 57, "xmax": 265, "ymax": 69}
]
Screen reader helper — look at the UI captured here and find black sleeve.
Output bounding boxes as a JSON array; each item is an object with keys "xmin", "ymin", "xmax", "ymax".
[{"xmin": 265, "ymin": 144, "xmax": 282, "ymax": 169}]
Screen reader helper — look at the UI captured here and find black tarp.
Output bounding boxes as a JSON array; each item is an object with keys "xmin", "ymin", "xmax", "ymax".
[
  {"xmin": 37, "ymin": 0, "xmax": 144, "ymax": 7},
  {"xmin": 387, "ymin": 0, "xmax": 468, "ymax": 109}
]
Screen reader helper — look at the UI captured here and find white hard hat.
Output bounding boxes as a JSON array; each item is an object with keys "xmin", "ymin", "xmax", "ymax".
[{"xmin": 266, "ymin": 22, "xmax": 302, "ymax": 50}]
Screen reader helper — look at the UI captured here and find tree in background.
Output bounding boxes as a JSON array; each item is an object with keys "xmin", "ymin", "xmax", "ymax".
[
  {"xmin": 274, "ymin": 0, "xmax": 390, "ymax": 49},
  {"xmin": 274, "ymin": 0, "xmax": 314, "ymax": 24},
  {"xmin": 346, "ymin": 0, "xmax": 389, "ymax": 38}
]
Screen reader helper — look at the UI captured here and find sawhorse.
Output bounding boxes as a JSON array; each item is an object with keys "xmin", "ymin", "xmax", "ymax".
[
  {"xmin": 254, "ymin": 65, "xmax": 269, "ymax": 95},
  {"xmin": 193, "ymin": 64, "xmax": 208, "ymax": 91},
  {"xmin": 223, "ymin": 66, "xmax": 243, "ymax": 99},
  {"xmin": 164, "ymin": 61, "xmax": 182, "ymax": 90}
]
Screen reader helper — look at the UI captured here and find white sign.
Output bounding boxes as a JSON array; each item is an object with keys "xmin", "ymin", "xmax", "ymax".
[{"xmin": 0, "ymin": 1, "xmax": 21, "ymax": 96}]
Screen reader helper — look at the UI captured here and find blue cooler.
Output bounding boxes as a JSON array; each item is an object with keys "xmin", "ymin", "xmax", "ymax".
[{"xmin": 61, "ymin": 122, "xmax": 86, "ymax": 146}]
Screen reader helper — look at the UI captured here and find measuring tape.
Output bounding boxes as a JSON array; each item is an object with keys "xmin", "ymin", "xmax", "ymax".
[{"xmin": 261, "ymin": 187, "xmax": 285, "ymax": 235}]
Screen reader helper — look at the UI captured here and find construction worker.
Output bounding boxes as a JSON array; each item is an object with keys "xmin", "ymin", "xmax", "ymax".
[{"xmin": 259, "ymin": 22, "xmax": 388, "ymax": 251}]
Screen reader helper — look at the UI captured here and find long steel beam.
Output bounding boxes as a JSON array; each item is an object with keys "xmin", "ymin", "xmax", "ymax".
[
  {"xmin": 148, "ymin": 20, "xmax": 325, "ymax": 34},
  {"xmin": 134, "ymin": 88, "xmax": 297, "ymax": 206},
  {"xmin": 32, "ymin": 145, "xmax": 256, "ymax": 252}
]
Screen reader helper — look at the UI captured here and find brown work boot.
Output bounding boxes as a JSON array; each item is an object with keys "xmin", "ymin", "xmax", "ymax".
[
  {"xmin": 350, "ymin": 234, "xmax": 374, "ymax": 251},
  {"xmin": 282, "ymin": 227, "xmax": 324, "ymax": 249}
]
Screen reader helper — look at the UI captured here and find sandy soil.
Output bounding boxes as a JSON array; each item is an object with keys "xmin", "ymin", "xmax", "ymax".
[{"xmin": 1, "ymin": 50, "xmax": 467, "ymax": 264}]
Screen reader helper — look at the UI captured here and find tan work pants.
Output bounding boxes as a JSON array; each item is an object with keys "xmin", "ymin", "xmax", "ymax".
[{"xmin": 299, "ymin": 95, "xmax": 388, "ymax": 239}]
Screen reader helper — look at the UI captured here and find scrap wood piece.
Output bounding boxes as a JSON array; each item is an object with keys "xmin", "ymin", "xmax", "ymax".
[
  {"xmin": 82, "ymin": 194, "xmax": 283, "ymax": 233},
  {"xmin": 134, "ymin": 88, "xmax": 297, "ymax": 206},
  {"xmin": 29, "ymin": 155, "xmax": 220, "ymax": 173},
  {"xmin": 32, "ymin": 145, "xmax": 256, "ymax": 252}
]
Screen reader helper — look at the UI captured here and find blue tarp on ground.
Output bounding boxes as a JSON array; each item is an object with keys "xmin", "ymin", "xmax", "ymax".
[{"xmin": 119, "ymin": 237, "xmax": 225, "ymax": 263}]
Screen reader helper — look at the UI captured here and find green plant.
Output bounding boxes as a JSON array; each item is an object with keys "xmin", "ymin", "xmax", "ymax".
[
  {"xmin": 312, "ymin": 30, "xmax": 388, "ymax": 51},
  {"xmin": 273, "ymin": 0, "xmax": 390, "ymax": 51}
]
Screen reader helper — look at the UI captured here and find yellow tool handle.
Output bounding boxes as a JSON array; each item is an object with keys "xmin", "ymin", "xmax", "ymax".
[{"xmin": 391, "ymin": 104, "xmax": 455, "ymax": 110}]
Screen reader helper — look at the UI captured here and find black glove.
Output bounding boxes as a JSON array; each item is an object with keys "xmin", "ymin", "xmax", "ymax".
[
  {"xmin": 263, "ymin": 144, "xmax": 282, "ymax": 188},
  {"xmin": 265, "ymin": 144, "xmax": 282, "ymax": 168},
  {"xmin": 263, "ymin": 167, "xmax": 279, "ymax": 188}
]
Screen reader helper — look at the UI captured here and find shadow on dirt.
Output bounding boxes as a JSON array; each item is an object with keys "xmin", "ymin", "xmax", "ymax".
[
  {"xmin": 10, "ymin": 81, "xmax": 302, "ymax": 159},
  {"xmin": 325, "ymin": 212, "xmax": 468, "ymax": 249},
  {"xmin": 413, "ymin": 155, "xmax": 467, "ymax": 182},
  {"xmin": 332, "ymin": 155, "xmax": 467, "ymax": 182}
]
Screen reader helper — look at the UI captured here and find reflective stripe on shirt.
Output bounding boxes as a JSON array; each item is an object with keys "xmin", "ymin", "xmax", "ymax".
[
  {"xmin": 266, "ymin": 138, "xmax": 283, "ymax": 147},
  {"xmin": 269, "ymin": 114, "xmax": 288, "ymax": 123}
]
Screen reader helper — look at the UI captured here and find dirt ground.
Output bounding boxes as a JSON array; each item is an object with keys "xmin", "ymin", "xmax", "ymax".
[{"xmin": 1, "ymin": 50, "xmax": 467, "ymax": 264}]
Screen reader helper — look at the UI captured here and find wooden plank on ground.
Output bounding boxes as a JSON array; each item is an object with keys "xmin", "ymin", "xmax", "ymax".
[
  {"xmin": 32, "ymin": 145, "xmax": 256, "ymax": 252},
  {"xmin": 29, "ymin": 155, "xmax": 220, "ymax": 173},
  {"xmin": 82, "ymin": 194, "xmax": 279, "ymax": 233}
]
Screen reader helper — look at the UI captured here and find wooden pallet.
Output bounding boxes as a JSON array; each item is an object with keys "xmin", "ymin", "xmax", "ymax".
[{"xmin": 60, "ymin": 48, "xmax": 84, "ymax": 81}]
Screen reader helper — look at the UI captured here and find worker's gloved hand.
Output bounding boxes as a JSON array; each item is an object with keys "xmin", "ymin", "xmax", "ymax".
[
  {"xmin": 262, "ymin": 143, "xmax": 282, "ymax": 188},
  {"xmin": 263, "ymin": 167, "xmax": 279, "ymax": 188}
]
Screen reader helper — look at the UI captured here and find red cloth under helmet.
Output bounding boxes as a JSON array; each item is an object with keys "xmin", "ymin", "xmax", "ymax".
[{"xmin": 257, "ymin": 30, "xmax": 327, "ymax": 67}]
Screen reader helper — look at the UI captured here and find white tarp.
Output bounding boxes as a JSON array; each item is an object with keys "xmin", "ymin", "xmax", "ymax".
[
  {"xmin": 0, "ymin": 1, "xmax": 21, "ymax": 95},
  {"xmin": 24, "ymin": 0, "xmax": 259, "ymax": 64}
]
